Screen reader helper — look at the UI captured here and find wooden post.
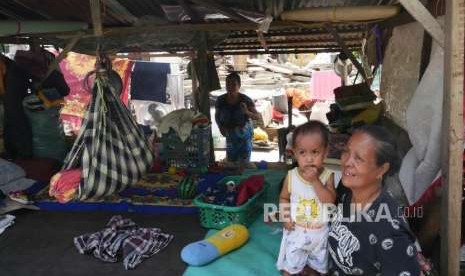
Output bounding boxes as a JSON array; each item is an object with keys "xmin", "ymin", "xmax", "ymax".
[
  {"xmin": 398, "ymin": 0, "xmax": 445, "ymax": 48},
  {"xmin": 89, "ymin": 0, "xmax": 103, "ymax": 37},
  {"xmin": 440, "ymin": 0, "xmax": 464, "ymax": 275},
  {"xmin": 191, "ymin": 56, "xmax": 198, "ymax": 110}
]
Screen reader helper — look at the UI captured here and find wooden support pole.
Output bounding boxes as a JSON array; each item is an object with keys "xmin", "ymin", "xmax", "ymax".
[
  {"xmin": 191, "ymin": 56, "xmax": 198, "ymax": 111},
  {"xmin": 41, "ymin": 32, "xmax": 83, "ymax": 83},
  {"xmin": 256, "ymin": 30, "xmax": 269, "ymax": 51},
  {"xmin": 89, "ymin": 0, "xmax": 103, "ymax": 37},
  {"xmin": 398, "ymin": 0, "xmax": 445, "ymax": 48},
  {"xmin": 324, "ymin": 22, "xmax": 369, "ymax": 83},
  {"xmin": 440, "ymin": 0, "xmax": 464, "ymax": 275}
]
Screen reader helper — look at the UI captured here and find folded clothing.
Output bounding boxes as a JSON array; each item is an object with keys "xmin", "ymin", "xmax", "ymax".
[
  {"xmin": 203, "ymin": 181, "xmax": 237, "ymax": 206},
  {"xmin": 236, "ymin": 175, "xmax": 264, "ymax": 206},
  {"xmin": 49, "ymin": 169, "xmax": 81, "ymax": 203},
  {"xmin": 202, "ymin": 175, "xmax": 265, "ymax": 207},
  {"xmin": 0, "ymin": 158, "xmax": 35, "ymax": 194}
]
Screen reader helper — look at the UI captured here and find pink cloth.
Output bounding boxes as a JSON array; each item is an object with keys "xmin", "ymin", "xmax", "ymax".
[
  {"xmin": 49, "ymin": 169, "xmax": 82, "ymax": 203},
  {"xmin": 310, "ymin": 70, "xmax": 341, "ymax": 101},
  {"xmin": 58, "ymin": 52, "xmax": 134, "ymax": 135}
]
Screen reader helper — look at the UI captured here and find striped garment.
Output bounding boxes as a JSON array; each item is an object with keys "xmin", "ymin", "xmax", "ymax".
[
  {"xmin": 74, "ymin": 215, "xmax": 173, "ymax": 270},
  {"xmin": 63, "ymin": 77, "xmax": 153, "ymax": 200}
]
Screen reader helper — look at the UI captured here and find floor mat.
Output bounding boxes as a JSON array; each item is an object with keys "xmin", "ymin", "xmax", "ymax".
[
  {"xmin": 27, "ymin": 168, "xmax": 287, "ymax": 214},
  {"xmin": 183, "ymin": 218, "xmax": 282, "ymax": 276},
  {"xmin": 30, "ymin": 172, "xmax": 199, "ymax": 213}
]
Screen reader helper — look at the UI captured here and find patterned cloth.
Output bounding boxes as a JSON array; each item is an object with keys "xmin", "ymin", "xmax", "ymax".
[
  {"xmin": 62, "ymin": 77, "xmax": 153, "ymax": 200},
  {"xmin": 74, "ymin": 215, "xmax": 173, "ymax": 270},
  {"xmin": 225, "ymin": 121, "xmax": 254, "ymax": 163},
  {"xmin": 327, "ymin": 190, "xmax": 421, "ymax": 275}
]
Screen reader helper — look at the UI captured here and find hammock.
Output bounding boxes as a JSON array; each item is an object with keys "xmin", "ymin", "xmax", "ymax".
[{"xmin": 62, "ymin": 74, "xmax": 153, "ymax": 200}]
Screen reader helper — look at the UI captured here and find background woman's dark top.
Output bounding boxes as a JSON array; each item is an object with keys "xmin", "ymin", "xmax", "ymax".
[{"xmin": 215, "ymin": 93, "xmax": 254, "ymax": 129}]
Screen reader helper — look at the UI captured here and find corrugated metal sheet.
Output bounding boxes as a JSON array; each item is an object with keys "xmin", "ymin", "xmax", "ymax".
[{"xmin": 0, "ymin": 0, "xmax": 400, "ymax": 54}]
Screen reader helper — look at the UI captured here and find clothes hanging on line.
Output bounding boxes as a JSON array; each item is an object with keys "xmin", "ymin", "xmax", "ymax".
[{"xmin": 130, "ymin": 62, "xmax": 170, "ymax": 103}]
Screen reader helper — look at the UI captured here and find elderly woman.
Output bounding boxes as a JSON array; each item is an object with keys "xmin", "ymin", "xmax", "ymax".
[
  {"xmin": 328, "ymin": 125, "xmax": 421, "ymax": 275},
  {"xmin": 215, "ymin": 72, "xmax": 259, "ymax": 163}
]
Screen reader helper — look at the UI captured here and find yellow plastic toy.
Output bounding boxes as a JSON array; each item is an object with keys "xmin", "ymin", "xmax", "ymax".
[{"xmin": 181, "ymin": 224, "xmax": 249, "ymax": 266}]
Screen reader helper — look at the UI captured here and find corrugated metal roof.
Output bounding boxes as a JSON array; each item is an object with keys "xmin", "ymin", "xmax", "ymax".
[{"xmin": 0, "ymin": 0, "xmax": 403, "ymax": 54}]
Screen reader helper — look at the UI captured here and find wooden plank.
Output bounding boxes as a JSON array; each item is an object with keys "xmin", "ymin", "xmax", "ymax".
[
  {"xmin": 378, "ymin": 10, "xmax": 415, "ymax": 29},
  {"xmin": 398, "ymin": 0, "xmax": 445, "ymax": 48},
  {"xmin": 214, "ymin": 48, "xmax": 358, "ymax": 55},
  {"xmin": 191, "ymin": 57, "xmax": 198, "ymax": 111},
  {"xmin": 440, "ymin": 0, "xmax": 464, "ymax": 275},
  {"xmin": 256, "ymin": 30, "xmax": 269, "ymax": 51},
  {"xmin": 324, "ymin": 22, "xmax": 368, "ymax": 82},
  {"xmin": 89, "ymin": 0, "xmax": 103, "ymax": 37},
  {"xmin": 33, "ymin": 21, "xmax": 321, "ymax": 39},
  {"xmin": 221, "ymin": 37, "xmax": 362, "ymax": 47}
]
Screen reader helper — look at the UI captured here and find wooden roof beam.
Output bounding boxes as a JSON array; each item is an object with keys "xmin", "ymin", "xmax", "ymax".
[
  {"xmin": 32, "ymin": 21, "xmax": 303, "ymax": 38},
  {"xmin": 398, "ymin": 0, "xmax": 444, "ymax": 48},
  {"xmin": 214, "ymin": 48, "xmax": 357, "ymax": 56},
  {"xmin": 216, "ymin": 43, "xmax": 360, "ymax": 51},
  {"xmin": 223, "ymin": 33, "xmax": 363, "ymax": 44}
]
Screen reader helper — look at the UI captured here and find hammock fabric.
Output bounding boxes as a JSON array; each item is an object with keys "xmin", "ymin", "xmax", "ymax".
[{"xmin": 63, "ymin": 76, "xmax": 153, "ymax": 200}]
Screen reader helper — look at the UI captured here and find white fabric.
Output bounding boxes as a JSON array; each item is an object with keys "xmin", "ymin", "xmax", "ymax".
[
  {"xmin": 130, "ymin": 100, "xmax": 173, "ymax": 127},
  {"xmin": 166, "ymin": 74, "xmax": 185, "ymax": 110},
  {"xmin": 158, "ymin": 109, "xmax": 198, "ymax": 142},
  {"xmin": 399, "ymin": 42, "xmax": 444, "ymax": 205},
  {"xmin": 255, "ymin": 100, "xmax": 273, "ymax": 127},
  {"xmin": 276, "ymin": 225, "xmax": 329, "ymax": 274},
  {"xmin": 0, "ymin": 158, "xmax": 35, "ymax": 194},
  {"xmin": 0, "ymin": 214, "xmax": 15, "ymax": 235},
  {"xmin": 288, "ymin": 167, "xmax": 332, "ymax": 224}
]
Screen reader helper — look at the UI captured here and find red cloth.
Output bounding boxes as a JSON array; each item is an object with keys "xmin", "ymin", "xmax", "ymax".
[
  {"xmin": 272, "ymin": 108, "xmax": 284, "ymax": 121},
  {"xmin": 236, "ymin": 175, "xmax": 265, "ymax": 206},
  {"xmin": 49, "ymin": 169, "xmax": 81, "ymax": 203}
]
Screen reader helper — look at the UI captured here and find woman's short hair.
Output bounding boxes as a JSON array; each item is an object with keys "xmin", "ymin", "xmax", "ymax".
[
  {"xmin": 226, "ymin": 71, "xmax": 241, "ymax": 87},
  {"xmin": 353, "ymin": 125, "xmax": 400, "ymax": 176},
  {"xmin": 291, "ymin": 120, "xmax": 329, "ymax": 148}
]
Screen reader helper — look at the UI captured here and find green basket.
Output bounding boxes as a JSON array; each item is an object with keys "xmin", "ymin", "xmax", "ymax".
[{"xmin": 193, "ymin": 176, "xmax": 267, "ymax": 229}]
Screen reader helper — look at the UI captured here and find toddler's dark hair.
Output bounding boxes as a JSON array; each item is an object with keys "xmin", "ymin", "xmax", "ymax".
[{"xmin": 291, "ymin": 120, "xmax": 329, "ymax": 148}]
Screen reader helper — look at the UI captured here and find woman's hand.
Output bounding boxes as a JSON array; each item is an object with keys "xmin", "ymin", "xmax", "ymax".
[{"xmin": 240, "ymin": 102, "xmax": 249, "ymax": 113}]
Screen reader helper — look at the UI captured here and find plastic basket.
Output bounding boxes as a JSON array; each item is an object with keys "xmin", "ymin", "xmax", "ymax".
[
  {"xmin": 161, "ymin": 125, "xmax": 210, "ymax": 169},
  {"xmin": 193, "ymin": 176, "xmax": 267, "ymax": 229}
]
